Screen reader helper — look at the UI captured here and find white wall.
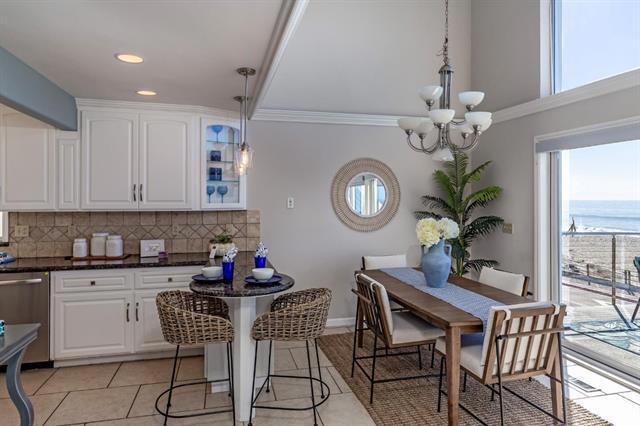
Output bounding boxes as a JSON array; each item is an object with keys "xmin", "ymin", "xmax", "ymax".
[
  {"xmin": 247, "ymin": 120, "xmax": 440, "ymax": 321},
  {"xmin": 471, "ymin": 0, "xmax": 542, "ymax": 111},
  {"xmin": 470, "ymin": 88, "xmax": 640, "ymax": 292}
]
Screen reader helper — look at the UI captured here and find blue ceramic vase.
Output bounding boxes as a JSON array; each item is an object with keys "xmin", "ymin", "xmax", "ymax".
[
  {"xmin": 255, "ymin": 256, "xmax": 267, "ymax": 268},
  {"xmin": 421, "ymin": 239, "xmax": 452, "ymax": 288}
]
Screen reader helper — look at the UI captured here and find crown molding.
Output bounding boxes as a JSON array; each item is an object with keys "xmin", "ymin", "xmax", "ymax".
[
  {"xmin": 493, "ymin": 69, "xmax": 640, "ymax": 124},
  {"xmin": 252, "ymin": 108, "xmax": 409, "ymax": 127},
  {"xmin": 76, "ymin": 98, "xmax": 239, "ymax": 119},
  {"xmin": 249, "ymin": 0, "xmax": 309, "ymax": 118}
]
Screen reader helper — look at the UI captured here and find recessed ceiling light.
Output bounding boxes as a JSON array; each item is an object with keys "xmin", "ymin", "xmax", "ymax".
[
  {"xmin": 115, "ymin": 53, "xmax": 144, "ymax": 64},
  {"xmin": 136, "ymin": 90, "xmax": 157, "ymax": 96}
]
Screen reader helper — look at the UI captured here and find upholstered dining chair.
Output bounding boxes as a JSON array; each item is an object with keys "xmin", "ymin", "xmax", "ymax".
[
  {"xmin": 248, "ymin": 288, "xmax": 332, "ymax": 426},
  {"xmin": 435, "ymin": 301, "xmax": 568, "ymax": 425},
  {"xmin": 352, "ymin": 273, "xmax": 444, "ymax": 404},
  {"xmin": 155, "ymin": 290, "xmax": 235, "ymax": 425},
  {"xmin": 479, "ymin": 267, "xmax": 531, "ymax": 297}
]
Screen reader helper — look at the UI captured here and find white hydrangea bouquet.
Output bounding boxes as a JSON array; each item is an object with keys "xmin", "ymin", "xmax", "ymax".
[
  {"xmin": 416, "ymin": 218, "xmax": 459, "ymax": 288},
  {"xmin": 416, "ymin": 217, "xmax": 459, "ymax": 247}
]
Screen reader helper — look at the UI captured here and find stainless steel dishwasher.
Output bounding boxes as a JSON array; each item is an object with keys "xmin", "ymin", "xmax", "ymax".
[{"xmin": 0, "ymin": 271, "xmax": 50, "ymax": 364}]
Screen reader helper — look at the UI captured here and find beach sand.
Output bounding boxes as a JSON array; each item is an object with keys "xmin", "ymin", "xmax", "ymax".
[{"xmin": 562, "ymin": 233, "xmax": 640, "ymax": 286}]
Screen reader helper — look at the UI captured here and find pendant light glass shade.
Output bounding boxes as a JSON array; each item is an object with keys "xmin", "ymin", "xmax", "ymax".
[
  {"xmin": 397, "ymin": 117, "xmax": 422, "ymax": 132},
  {"xmin": 418, "ymin": 85, "xmax": 443, "ymax": 102},
  {"xmin": 432, "ymin": 147, "xmax": 454, "ymax": 162},
  {"xmin": 234, "ymin": 143, "xmax": 254, "ymax": 176},
  {"xmin": 458, "ymin": 91, "xmax": 485, "ymax": 107},
  {"xmin": 429, "ymin": 109, "xmax": 456, "ymax": 124}
]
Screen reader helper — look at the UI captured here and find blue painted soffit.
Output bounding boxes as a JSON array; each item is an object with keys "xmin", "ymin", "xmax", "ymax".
[{"xmin": 0, "ymin": 47, "xmax": 77, "ymax": 131}]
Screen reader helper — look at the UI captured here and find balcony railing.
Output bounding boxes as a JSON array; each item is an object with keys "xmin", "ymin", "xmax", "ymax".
[{"xmin": 562, "ymin": 231, "xmax": 640, "ymax": 304}]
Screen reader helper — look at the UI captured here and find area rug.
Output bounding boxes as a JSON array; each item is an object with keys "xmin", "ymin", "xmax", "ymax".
[{"xmin": 317, "ymin": 332, "xmax": 611, "ymax": 425}]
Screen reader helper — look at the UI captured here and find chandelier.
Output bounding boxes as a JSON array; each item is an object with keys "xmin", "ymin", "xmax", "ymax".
[
  {"xmin": 397, "ymin": 0, "xmax": 492, "ymax": 161},
  {"xmin": 233, "ymin": 67, "xmax": 256, "ymax": 175}
]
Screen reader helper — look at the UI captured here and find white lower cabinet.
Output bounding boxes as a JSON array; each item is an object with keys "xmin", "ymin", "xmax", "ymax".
[
  {"xmin": 52, "ymin": 266, "xmax": 200, "ymax": 360},
  {"xmin": 53, "ymin": 291, "xmax": 134, "ymax": 359},
  {"xmin": 134, "ymin": 290, "xmax": 175, "ymax": 353}
]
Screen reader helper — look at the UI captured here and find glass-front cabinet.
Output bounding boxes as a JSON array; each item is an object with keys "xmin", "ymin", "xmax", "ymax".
[{"xmin": 200, "ymin": 118, "xmax": 246, "ymax": 209}]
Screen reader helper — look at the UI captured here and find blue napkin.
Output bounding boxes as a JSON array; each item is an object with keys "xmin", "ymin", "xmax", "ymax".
[{"xmin": 0, "ymin": 252, "xmax": 16, "ymax": 264}]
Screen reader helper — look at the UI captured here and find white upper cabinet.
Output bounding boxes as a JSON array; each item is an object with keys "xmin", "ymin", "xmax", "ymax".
[
  {"xmin": 138, "ymin": 114, "xmax": 195, "ymax": 210},
  {"xmin": 0, "ymin": 106, "xmax": 56, "ymax": 210},
  {"xmin": 81, "ymin": 111, "xmax": 138, "ymax": 210}
]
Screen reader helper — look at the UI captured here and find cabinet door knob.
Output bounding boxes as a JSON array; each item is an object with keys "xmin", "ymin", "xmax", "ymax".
[
  {"xmin": 135, "ymin": 302, "xmax": 139, "ymax": 322},
  {"xmin": 90, "ymin": 280, "xmax": 96, "ymax": 286},
  {"xmin": 126, "ymin": 302, "xmax": 130, "ymax": 322},
  {"xmin": 139, "ymin": 184, "xmax": 143, "ymax": 202},
  {"xmin": 133, "ymin": 184, "xmax": 137, "ymax": 202},
  {"xmin": 168, "ymin": 277, "xmax": 173, "ymax": 283}
]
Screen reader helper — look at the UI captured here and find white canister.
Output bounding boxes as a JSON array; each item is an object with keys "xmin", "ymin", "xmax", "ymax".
[
  {"xmin": 90, "ymin": 233, "xmax": 109, "ymax": 257},
  {"xmin": 106, "ymin": 235, "xmax": 124, "ymax": 258},
  {"xmin": 73, "ymin": 238, "xmax": 88, "ymax": 258}
]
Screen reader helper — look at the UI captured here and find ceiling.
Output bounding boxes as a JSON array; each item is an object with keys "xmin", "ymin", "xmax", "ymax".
[
  {"xmin": 260, "ymin": 0, "xmax": 471, "ymax": 117},
  {"xmin": 0, "ymin": 0, "xmax": 472, "ymax": 117},
  {"xmin": 0, "ymin": 0, "xmax": 282, "ymax": 111}
]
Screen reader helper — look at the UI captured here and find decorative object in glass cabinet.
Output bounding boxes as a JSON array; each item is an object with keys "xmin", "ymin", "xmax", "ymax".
[{"xmin": 203, "ymin": 123, "xmax": 241, "ymax": 206}]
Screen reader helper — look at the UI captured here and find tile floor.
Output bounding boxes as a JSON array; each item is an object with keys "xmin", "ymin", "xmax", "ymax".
[
  {"xmin": 0, "ymin": 327, "xmax": 374, "ymax": 426},
  {"xmin": 2, "ymin": 327, "xmax": 640, "ymax": 426}
]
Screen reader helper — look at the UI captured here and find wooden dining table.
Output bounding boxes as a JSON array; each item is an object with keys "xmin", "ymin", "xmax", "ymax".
[{"xmin": 360, "ymin": 270, "xmax": 564, "ymax": 426}]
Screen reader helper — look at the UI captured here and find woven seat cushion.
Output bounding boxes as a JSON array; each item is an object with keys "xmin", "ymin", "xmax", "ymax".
[{"xmin": 391, "ymin": 311, "xmax": 444, "ymax": 345}]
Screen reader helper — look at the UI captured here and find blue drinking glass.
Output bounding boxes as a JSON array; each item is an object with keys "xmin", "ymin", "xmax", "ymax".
[
  {"xmin": 255, "ymin": 256, "xmax": 267, "ymax": 268},
  {"xmin": 217, "ymin": 185, "xmax": 228, "ymax": 203},
  {"xmin": 222, "ymin": 261, "xmax": 234, "ymax": 281},
  {"xmin": 211, "ymin": 125, "xmax": 224, "ymax": 142},
  {"xmin": 206, "ymin": 186, "xmax": 216, "ymax": 203}
]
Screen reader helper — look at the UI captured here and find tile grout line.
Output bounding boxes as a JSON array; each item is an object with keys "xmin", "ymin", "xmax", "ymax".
[
  {"xmin": 42, "ymin": 391, "xmax": 70, "ymax": 426},
  {"xmin": 126, "ymin": 384, "xmax": 142, "ymax": 418},
  {"xmin": 32, "ymin": 368, "xmax": 58, "ymax": 396},
  {"xmin": 105, "ymin": 362, "xmax": 123, "ymax": 388}
]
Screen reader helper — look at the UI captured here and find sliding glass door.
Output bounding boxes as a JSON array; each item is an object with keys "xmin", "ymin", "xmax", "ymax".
[{"xmin": 555, "ymin": 140, "xmax": 640, "ymax": 379}]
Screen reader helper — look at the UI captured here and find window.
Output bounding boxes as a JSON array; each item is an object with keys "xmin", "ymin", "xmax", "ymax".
[
  {"xmin": 0, "ymin": 212, "xmax": 7, "ymax": 243},
  {"xmin": 553, "ymin": 0, "xmax": 640, "ymax": 92}
]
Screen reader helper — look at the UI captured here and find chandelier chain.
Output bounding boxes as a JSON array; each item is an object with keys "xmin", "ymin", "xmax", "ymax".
[{"xmin": 441, "ymin": 0, "xmax": 450, "ymax": 65}]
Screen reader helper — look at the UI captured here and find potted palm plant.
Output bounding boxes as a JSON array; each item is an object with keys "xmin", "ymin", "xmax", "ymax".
[{"xmin": 416, "ymin": 149, "xmax": 503, "ymax": 276}]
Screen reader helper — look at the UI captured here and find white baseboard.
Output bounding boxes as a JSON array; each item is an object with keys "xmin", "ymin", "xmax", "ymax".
[
  {"xmin": 326, "ymin": 317, "xmax": 355, "ymax": 328},
  {"xmin": 53, "ymin": 347, "xmax": 203, "ymax": 368}
]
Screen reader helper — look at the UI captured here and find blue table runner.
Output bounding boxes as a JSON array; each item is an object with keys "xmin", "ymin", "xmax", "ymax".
[{"xmin": 380, "ymin": 267, "xmax": 503, "ymax": 329}]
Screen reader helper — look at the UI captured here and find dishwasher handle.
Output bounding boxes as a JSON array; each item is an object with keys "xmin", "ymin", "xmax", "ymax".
[{"xmin": 0, "ymin": 278, "xmax": 43, "ymax": 286}]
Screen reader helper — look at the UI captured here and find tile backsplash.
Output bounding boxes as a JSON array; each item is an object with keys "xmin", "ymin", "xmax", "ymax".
[{"xmin": 2, "ymin": 210, "xmax": 260, "ymax": 258}]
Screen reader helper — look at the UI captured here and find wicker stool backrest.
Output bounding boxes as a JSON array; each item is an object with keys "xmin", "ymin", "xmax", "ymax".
[
  {"xmin": 156, "ymin": 290, "xmax": 233, "ymax": 345},
  {"xmin": 252, "ymin": 288, "xmax": 332, "ymax": 341}
]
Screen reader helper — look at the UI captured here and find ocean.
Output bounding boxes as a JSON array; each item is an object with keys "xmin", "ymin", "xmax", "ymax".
[{"xmin": 563, "ymin": 200, "xmax": 640, "ymax": 233}]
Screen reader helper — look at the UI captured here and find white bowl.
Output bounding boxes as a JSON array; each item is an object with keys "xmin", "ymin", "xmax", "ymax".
[
  {"xmin": 252, "ymin": 268, "xmax": 274, "ymax": 280},
  {"xmin": 202, "ymin": 266, "xmax": 223, "ymax": 278}
]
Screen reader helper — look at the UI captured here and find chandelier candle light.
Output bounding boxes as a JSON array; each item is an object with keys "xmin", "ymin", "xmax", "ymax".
[
  {"xmin": 233, "ymin": 67, "xmax": 256, "ymax": 175},
  {"xmin": 397, "ymin": 0, "xmax": 492, "ymax": 161}
]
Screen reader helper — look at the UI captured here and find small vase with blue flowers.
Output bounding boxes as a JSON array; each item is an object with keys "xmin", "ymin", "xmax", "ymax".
[
  {"xmin": 222, "ymin": 246, "xmax": 239, "ymax": 282},
  {"xmin": 254, "ymin": 242, "xmax": 268, "ymax": 268}
]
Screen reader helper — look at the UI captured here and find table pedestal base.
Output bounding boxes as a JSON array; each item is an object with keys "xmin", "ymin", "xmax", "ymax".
[{"xmin": 205, "ymin": 296, "xmax": 274, "ymax": 422}]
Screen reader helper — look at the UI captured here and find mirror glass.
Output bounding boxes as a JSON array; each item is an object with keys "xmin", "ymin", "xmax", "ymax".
[{"xmin": 345, "ymin": 173, "xmax": 387, "ymax": 217}]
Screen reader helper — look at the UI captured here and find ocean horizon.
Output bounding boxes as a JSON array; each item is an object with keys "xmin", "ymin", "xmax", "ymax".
[{"xmin": 563, "ymin": 199, "xmax": 640, "ymax": 233}]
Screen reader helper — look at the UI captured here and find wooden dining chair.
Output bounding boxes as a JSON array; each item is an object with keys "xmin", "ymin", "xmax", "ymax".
[
  {"xmin": 479, "ymin": 266, "xmax": 531, "ymax": 297},
  {"xmin": 352, "ymin": 273, "xmax": 443, "ymax": 404},
  {"xmin": 435, "ymin": 301, "xmax": 568, "ymax": 425}
]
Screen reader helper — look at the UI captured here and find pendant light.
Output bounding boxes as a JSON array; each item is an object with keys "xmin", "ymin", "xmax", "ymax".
[{"xmin": 233, "ymin": 67, "xmax": 256, "ymax": 176}]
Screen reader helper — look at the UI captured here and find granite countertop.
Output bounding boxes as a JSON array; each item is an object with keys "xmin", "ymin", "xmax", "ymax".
[{"xmin": 0, "ymin": 252, "xmax": 235, "ymax": 273}]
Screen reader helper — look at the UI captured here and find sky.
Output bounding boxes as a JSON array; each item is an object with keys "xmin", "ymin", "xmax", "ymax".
[{"xmin": 559, "ymin": 0, "xmax": 640, "ymax": 201}]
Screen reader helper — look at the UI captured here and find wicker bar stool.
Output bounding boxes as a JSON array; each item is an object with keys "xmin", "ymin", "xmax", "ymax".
[
  {"xmin": 155, "ymin": 290, "xmax": 235, "ymax": 425},
  {"xmin": 248, "ymin": 288, "xmax": 332, "ymax": 426}
]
